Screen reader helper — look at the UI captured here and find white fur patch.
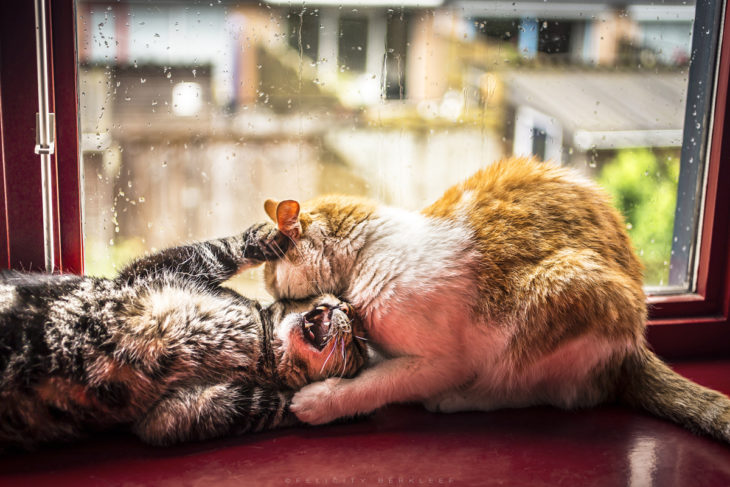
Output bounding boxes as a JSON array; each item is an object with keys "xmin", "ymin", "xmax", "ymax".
[
  {"xmin": 349, "ymin": 206, "xmax": 477, "ymax": 315},
  {"xmin": 0, "ymin": 285, "xmax": 16, "ymax": 312},
  {"xmin": 459, "ymin": 189, "xmax": 476, "ymax": 209},
  {"xmin": 274, "ymin": 312, "xmax": 298, "ymax": 347}
]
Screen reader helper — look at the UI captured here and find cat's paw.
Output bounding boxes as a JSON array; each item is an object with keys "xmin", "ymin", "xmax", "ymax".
[
  {"xmin": 422, "ymin": 397, "xmax": 442, "ymax": 413},
  {"xmin": 423, "ymin": 393, "xmax": 473, "ymax": 413},
  {"xmin": 241, "ymin": 223, "xmax": 290, "ymax": 262},
  {"xmin": 291, "ymin": 378, "xmax": 343, "ymax": 425}
]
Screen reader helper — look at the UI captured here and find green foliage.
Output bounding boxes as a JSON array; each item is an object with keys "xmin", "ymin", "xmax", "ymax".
[{"xmin": 597, "ymin": 148, "xmax": 680, "ymax": 286}]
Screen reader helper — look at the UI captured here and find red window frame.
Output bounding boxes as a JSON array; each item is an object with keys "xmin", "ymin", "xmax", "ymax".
[
  {"xmin": 0, "ymin": 0, "xmax": 82, "ymax": 274},
  {"xmin": 646, "ymin": 1, "xmax": 730, "ymax": 358},
  {"xmin": 0, "ymin": 1, "xmax": 728, "ymax": 358}
]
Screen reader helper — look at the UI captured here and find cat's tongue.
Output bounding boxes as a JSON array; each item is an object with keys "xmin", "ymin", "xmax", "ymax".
[{"xmin": 303, "ymin": 306, "xmax": 331, "ymax": 350}]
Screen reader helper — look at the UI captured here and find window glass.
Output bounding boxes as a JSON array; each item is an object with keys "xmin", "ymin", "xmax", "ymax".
[
  {"xmin": 288, "ymin": 8, "xmax": 320, "ymax": 61},
  {"xmin": 77, "ymin": 0, "xmax": 718, "ymax": 295},
  {"xmin": 339, "ymin": 16, "xmax": 369, "ymax": 72}
]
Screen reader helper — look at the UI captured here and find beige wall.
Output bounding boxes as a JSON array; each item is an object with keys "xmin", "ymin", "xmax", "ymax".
[
  {"xmin": 593, "ymin": 12, "xmax": 639, "ymax": 66},
  {"xmin": 407, "ymin": 11, "xmax": 451, "ymax": 101}
]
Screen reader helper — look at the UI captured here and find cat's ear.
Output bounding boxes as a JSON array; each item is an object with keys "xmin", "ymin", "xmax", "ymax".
[
  {"xmin": 275, "ymin": 200, "xmax": 301, "ymax": 241},
  {"xmin": 264, "ymin": 199, "xmax": 279, "ymax": 222}
]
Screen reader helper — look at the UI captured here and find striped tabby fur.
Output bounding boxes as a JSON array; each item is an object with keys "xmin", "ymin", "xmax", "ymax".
[{"xmin": 0, "ymin": 224, "xmax": 367, "ymax": 449}]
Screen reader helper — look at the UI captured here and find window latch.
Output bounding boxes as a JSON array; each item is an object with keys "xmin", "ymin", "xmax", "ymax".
[{"xmin": 35, "ymin": 112, "xmax": 55, "ymax": 156}]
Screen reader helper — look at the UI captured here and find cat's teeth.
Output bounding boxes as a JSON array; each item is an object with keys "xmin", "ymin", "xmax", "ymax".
[
  {"xmin": 316, "ymin": 306, "xmax": 327, "ymax": 311},
  {"xmin": 304, "ymin": 322, "xmax": 313, "ymax": 329}
]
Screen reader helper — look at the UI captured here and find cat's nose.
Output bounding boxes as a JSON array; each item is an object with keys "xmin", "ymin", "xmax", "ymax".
[{"xmin": 331, "ymin": 307, "xmax": 353, "ymax": 333}]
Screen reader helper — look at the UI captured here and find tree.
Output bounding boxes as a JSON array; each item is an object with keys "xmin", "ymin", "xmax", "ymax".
[{"xmin": 597, "ymin": 148, "xmax": 679, "ymax": 286}]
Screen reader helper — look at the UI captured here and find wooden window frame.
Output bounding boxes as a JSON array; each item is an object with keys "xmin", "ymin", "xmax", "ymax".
[{"xmin": 0, "ymin": 1, "xmax": 728, "ymax": 358}]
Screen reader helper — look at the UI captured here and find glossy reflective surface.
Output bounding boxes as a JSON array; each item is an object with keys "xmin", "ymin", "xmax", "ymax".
[{"xmin": 2, "ymin": 360, "xmax": 729, "ymax": 486}]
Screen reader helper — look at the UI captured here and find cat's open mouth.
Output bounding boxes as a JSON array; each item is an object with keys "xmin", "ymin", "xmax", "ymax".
[{"xmin": 302, "ymin": 306, "xmax": 332, "ymax": 351}]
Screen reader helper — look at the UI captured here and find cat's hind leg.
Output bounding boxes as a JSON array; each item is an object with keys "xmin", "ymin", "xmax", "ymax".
[
  {"xmin": 424, "ymin": 339, "xmax": 629, "ymax": 416},
  {"xmin": 500, "ymin": 249, "xmax": 644, "ymax": 410},
  {"xmin": 133, "ymin": 382, "xmax": 294, "ymax": 445},
  {"xmin": 429, "ymin": 250, "xmax": 644, "ymax": 416},
  {"xmin": 511, "ymin": 248, "xmax": 645, "ymax": 364}
]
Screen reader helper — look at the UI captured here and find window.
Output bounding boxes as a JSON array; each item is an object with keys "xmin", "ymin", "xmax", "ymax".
[
  {"xmin": 537, "ymin": 20, "xmax": 572, "ymax": 56},
  {"xmin": 288, "ymin": 8, "xmax": 320, "ymax": 62},
  {"xmin": 0, "ymin": 0, "xmax": 729, "ymax": 358},
  {"xmin": 338, "ymin": 16, "xmax": 369, "ymax": 72},
  {"xmin": 385, "ymin": 11, "xmax": 409, "ymax": 100},
  {"xmin": 75, "ymin": 0, "xmax": 710, "ymax": 289}
]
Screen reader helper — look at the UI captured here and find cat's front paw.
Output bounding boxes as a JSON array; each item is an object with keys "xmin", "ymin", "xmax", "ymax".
[
  {"xmin": 242, "ymin": 223, "xmax": 290, "ymax": 262},
  {"xmin": 291, "ymin": 378, "xmax": 343, "ymax": 425},
  {"xmin": 423, "ymin": 393, "xmax": 467, "ymax": 413}
]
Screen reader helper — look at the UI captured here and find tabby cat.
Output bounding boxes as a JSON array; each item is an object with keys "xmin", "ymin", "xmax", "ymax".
[
  {"xmin": 258, "ymin": 157, "xmax": 730, "ymax": 443},
  {"xmin": 0, "ymin": 224, "xmax": 367, "ymax": 449}
]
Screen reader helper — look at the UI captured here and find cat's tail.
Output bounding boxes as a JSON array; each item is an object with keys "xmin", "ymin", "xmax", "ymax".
[{"xmin": 619, "ymin": 347, "xmax": 730, "ymax": 443}]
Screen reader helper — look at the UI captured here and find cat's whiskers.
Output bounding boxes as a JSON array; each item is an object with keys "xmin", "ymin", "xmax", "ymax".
[
  {"xmin": 319, "ymin": 336, "xmax": 338, "ymax": 375},
  {"xmin": 282, "ymin": 238, "xmax": 304, "ymax": 267},
  {"xmin": 308, "ymin": 279, "xmax": 326, "ymax": 297},
  {"xmin": 339, "ymin": 337, "xmax": 348, "ymax": 378},
  {"xmin": 270, "ymin": 239, "xmax": 292, "ymax": 263}
]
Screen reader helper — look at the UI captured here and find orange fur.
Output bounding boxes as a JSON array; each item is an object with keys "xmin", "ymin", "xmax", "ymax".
[
  {"xmin": 424, "ymin": 157, "xmax": 645, "ymax": 362},
  {"xmin": 264, "ymin": 157, "xmax": 730, "ymax": 443}
]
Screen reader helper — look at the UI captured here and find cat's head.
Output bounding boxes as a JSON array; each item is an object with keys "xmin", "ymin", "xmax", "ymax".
[
  {"xmin": 262, "ymin": 196, "xmax": 376, "ymax": 300},
  {"xmin": 274, "ymin": 294, "xmax": 368, "ymax": 388}
]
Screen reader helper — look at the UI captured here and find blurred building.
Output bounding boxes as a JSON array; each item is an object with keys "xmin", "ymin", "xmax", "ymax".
[
  {"xmin": 455, "ymin": 0, "xmax": 693, "ymax": 65},
  {"xmin": 505, "ymin": 71, "xmax": 686, "ymax": 166}
]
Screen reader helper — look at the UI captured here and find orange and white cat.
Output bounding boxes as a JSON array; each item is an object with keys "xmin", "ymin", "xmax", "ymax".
[{"xmin": 260, "ymin": 157, "xmax": 730, "ymax": 442}]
